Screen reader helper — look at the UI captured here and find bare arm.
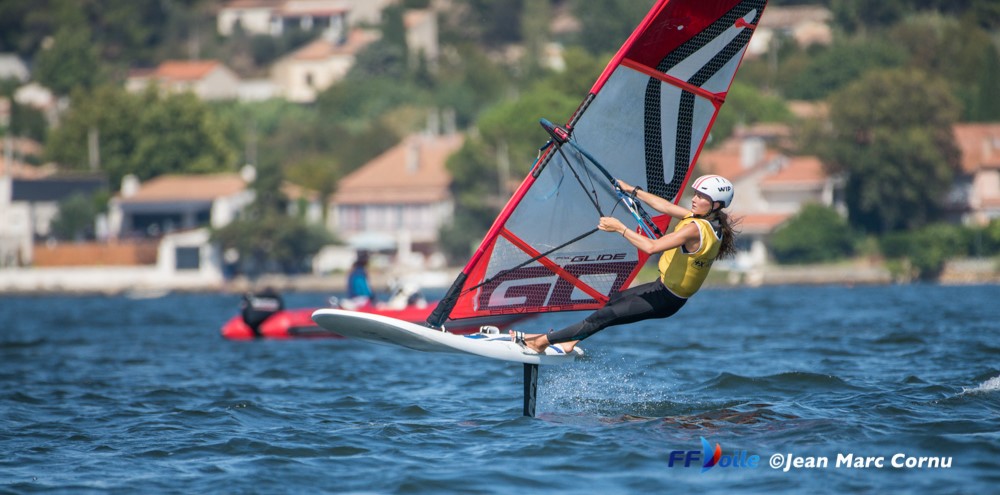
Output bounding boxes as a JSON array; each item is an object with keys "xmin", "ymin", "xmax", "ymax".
[
  {"xmin": 617, "ymin": 179, "xmax": 692, "ymax": 220},
  {"xmin": 599, "ymin": 216, "xmax": 700, "ymax": 255}
]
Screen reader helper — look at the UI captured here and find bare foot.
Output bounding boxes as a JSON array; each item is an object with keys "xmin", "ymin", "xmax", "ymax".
[{"xmin": 510, "ymin": 331, "xmax": 574, "ymax": 354}]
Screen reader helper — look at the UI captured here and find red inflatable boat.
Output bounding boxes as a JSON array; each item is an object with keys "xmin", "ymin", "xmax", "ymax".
[{"xmin": 221, "ymin": 302, "xmax": 531, "ymax": 340}]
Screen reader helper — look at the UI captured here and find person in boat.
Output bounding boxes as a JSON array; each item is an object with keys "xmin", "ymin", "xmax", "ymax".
[
  {"xmin": 511, "ymin": 174, "xmax": 738, "ymax": 354},
  {"xmin": 342, "ymin": 251, "xmax": 374, "ymax": 309}
]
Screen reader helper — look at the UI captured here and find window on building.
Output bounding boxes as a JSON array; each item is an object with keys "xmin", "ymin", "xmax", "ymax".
[{"xmin": 175, "ymin": 247, "xmax": 200, "ymax": 270}]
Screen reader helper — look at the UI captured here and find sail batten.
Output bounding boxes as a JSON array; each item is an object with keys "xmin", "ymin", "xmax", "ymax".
[
  {"xmin": 429, "ymin": 0, "xmax": 767, "ymax": 327},
  {"xmin": 622, "ymin": 59, "xmax": 727, "ymax": 105}
]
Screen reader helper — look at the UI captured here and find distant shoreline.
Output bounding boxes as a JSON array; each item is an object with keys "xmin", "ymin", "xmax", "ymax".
[
  {"xmin": 706, "ymin": 257, "xmax": 1000, "ymax": 288},
  {"xmin": 0, "ymin": 258, "xmax": 996, "ymax": 296}
]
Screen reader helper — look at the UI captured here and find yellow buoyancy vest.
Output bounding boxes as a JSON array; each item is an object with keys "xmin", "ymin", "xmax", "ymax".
[{"xmin": 658, "ymin": 216, "xmax": 721, "ymax": 298}]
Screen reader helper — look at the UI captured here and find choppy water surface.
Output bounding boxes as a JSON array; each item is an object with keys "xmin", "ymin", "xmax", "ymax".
[{"xmin": 2, "ymin": 284, "xmax": 999, "ymax": 493}]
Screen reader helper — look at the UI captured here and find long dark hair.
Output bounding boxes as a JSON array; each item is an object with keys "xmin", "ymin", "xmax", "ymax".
[{"xmin": 701, "ymin": 208, "xmax": 739, "ymax": 260}]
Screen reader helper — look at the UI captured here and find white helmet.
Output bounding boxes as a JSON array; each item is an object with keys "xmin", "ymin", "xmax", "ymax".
[{"xmin": 691, "ymin": 175, "xmax": 734, "ymax": 208}]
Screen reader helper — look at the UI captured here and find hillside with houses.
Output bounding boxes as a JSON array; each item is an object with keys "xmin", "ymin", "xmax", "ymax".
[{"xmin": 1, "ymin": 0, "xmax": 1000, "ymax": 293}]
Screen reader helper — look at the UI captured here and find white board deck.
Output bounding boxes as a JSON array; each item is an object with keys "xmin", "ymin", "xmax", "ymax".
[{"xmin": 311, "ymin": 309, "xmax": 583, "ymax": 365}]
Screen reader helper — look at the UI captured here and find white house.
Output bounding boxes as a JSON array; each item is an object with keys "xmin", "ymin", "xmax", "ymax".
[
  {"xmin": 329, "ymin": 132, "xmax": 463, "ymax": 256},
  {"xmin": 217, "ymin": 0, "xmax": 275, "ymax": 36},
  {"xmin": 0, "ymin": 54, "xmax": 29, "ymax": 82},
  {"xmin": 270, "ymin": 29, "xmax": 378, "ymax": 103},
  {"xmin": 126, "ymin": 60, "xmax": 242, "ymax": 101},
  {"xmin": 108, "ymin": 172, "xmax": 255, "ymax": 240},
  {"xmin": 0, "ymin": 169, "xmax": 106, "ymax": 266},
  {"xmin": 404, "ymin": 9, "xmax": 439, "ymax": 69},
  {"xmin": 952, "ymin": 123, "xmax": 1000, "ymax": 225},
  {"xmin": 748, "ymin": 5, "xmax": 833, "ymax": 58},
  {"xmin": 216, "ymin": 0, "xmax": 395, "ymax": 38}
]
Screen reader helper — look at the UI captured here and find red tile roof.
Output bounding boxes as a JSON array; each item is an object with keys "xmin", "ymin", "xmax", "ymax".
[
  {"xmin": 696, "ymin": 138, "xmax": 779, "ymax": 182},
  {"xmin": 737, "ymin": 212, "xmax": 792, "ymax": 234},
  {"xmin": 291, "ymin": 29, "xmax": 379, "ymax": 60},
  {"xmin": 696, "ymin": 141, "xmax": 744, "ymax": 180},
  {"xmin": 120, "ymin": 173, "xmax": 247, "ymax": 203},
  {"xmin": 221, "ymin": 0, "xmax": 280, "ymax": 9},
  {"xmin": 404, "ymin": 9, "xmax": 431, "ymax": 28},
  {"xmin": 334, "ymin": 134, "xmax": 464, "ymax": 205},
  {"xmin": 155, "ymin": 60, "xmax": 222, "ymax": 82},
  {"xmin": 761, "ymin": 156, "xmax": 828, "ymax": 188},
  {"xmin": 953, "ymin": 123, "xmax": 1000, "ymax": 174}
]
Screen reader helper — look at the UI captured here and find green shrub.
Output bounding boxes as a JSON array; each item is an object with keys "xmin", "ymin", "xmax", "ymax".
[
  {"xmin": 880, "ymin": 223, "xmax": 967, "ymax": 280},
  {"xmin": 769, "ymin": 204, "xmax": 855, "ymax": 264}
]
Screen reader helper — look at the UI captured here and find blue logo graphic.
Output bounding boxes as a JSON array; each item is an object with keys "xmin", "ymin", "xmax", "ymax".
[{"xmin": 668, "ymin": 438, "xmax": 760, "ymax": 472}]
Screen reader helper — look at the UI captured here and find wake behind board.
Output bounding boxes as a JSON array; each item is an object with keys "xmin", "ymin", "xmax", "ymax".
[{"xmin": 311, "ymin": 309, "xmax": 582, "ymax": 365}]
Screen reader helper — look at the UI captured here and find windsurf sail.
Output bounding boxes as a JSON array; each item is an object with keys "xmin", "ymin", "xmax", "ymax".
[{"xmin": 429, "ymin": 0, "xmax": 767, "ymax": 328}]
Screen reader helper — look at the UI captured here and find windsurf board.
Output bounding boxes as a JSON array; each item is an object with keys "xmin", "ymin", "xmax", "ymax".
[{"xmin": 311, "ymin": 309, "xmax": 582, "ymax": 365}]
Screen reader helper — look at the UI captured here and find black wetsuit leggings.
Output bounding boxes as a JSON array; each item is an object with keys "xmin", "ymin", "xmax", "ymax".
[{"xmin": 546, "ymin": 280, "xmax": 687, "ymax": 344}]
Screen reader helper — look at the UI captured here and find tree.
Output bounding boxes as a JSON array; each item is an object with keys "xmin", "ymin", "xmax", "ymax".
[
  {"xmin": 890, "ymin": 14, "xmax": 1000, "ymax": 121},
  {"xmin": 711, "ymin": 82, "xmax": 793, "ymax": 145},
  {"xmin": 50, "ymin": 192, "xmax": 103, "ymax": 241},
  {"xmin": 831, "ymin": 0, "xmax": 910, "ymax": 33},
  {"xmin": 45, "ymin": 86, "xmax": 237, "ymax": 188},
  {"xmin": 211, "ymin": 161, "xmax": 333, "ymax": 275},
  {"xmin": 347, "ymin": 39, "xmax": 409, "ymax": 82},
  {"xmin": 380, "ymin": 5, "xmax": 408, "ymax": 54},
  {"xmin": 783, "ymin": 37, "xmax": 906, "ymax": 101},
  {"xmin": 880, "ymin": 223, "xmax": 968, "ymax": 280},
  {"xmin": 8, "ymin": 101, "xmax": 48, "ymax": 143},
  {"xmin": 284, "ymin": 154, "xmax": 342, "ymax": 208},
  {"xmin": 822, "ymin": 68, "xmax": 961, "ymax": 234},
  {"xmin": 45, "ymin": 85, "xmax": 143, "ymax": 184},
  {"xmin": 571, "ymin": 0, "xmax": 650, "ymax": 55},
  {"xmin": 541, "ymin": 47, "xmax": 608, "ymax": 101},
  {"xmin": 319, "ymin": 76, "xmax": 428, "ymax": 126},
  {"xmin": 981, "ymin": 219, "xmax": 1000, "ymax": 255},
  {"xmin": 432, "ymin": 43, "xmax": 514, "ymax": 126},
  {"xmin": 33, "ymin": 25, "xmax": 103, "ymax": 95},
  {"xmin": 465, "ymin": 0, "xmax": 525, "ymax": 45},
  {"xmin": 0, "ymin": 0, "xmax": 51, "ymax": 55},
  {"xmin": 89, "ymin": 0, "xmax": 168, "ymax": 66},
  {"xmin": 131, "ymin": 92, "xmax": 237, "ymax": 177},
  {"xmin": 968, "ymin": 43, "xmax": 1000, "ymax": 121},
  {"xmin": 828, "ymin": 0, "xmax": 1000, "ymax": 32},
  {"xmin": 769, "ymin": 204, "xmax": 855, "ymax": 264},
  {"xmin": 520, "ymin": 0, "xmax": 551, "ymax": 78}
]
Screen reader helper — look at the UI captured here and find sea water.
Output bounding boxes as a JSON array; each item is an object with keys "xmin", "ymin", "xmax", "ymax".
[{"xmin": 1, "ymin": 284, "xmax": 998, "ymax": 493}]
